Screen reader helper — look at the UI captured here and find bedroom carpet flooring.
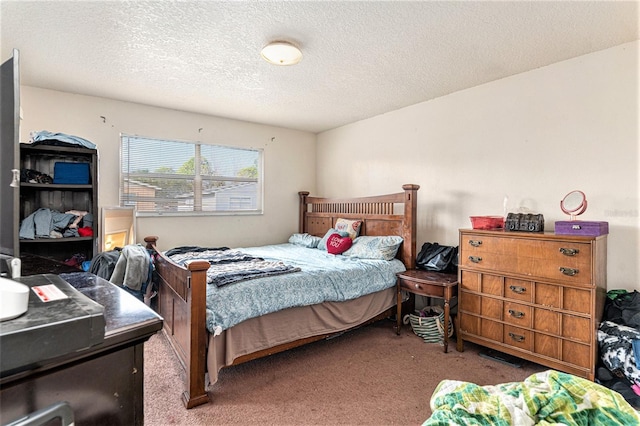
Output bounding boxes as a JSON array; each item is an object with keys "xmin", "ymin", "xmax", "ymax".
[{"xmin": 144, "ymin": 319, "xmax": 547, "ymax": 425}]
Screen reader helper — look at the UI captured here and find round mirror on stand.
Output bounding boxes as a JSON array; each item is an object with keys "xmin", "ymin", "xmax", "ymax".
[{"xmin": 560, "ymin": 190, "xmax": 587, "ymax": 220}]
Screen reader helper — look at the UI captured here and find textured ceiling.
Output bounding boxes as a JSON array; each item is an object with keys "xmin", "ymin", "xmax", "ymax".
[{"xmin": 1, "ymin": 1, "xmax": 638, "ymax": 133}]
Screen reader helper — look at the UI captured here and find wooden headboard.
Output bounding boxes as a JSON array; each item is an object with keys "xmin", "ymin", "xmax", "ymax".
[{"xmin": 298, "ymin": 184, "xmax": 419, "ymax": 269}]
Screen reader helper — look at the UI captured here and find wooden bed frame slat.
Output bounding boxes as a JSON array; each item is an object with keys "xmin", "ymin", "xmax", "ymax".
[
  {"xmin": 299, "ymin": 184, "xmax": 418, "ymax": 269},
  {"xmin": 146, "ymin": 183, "xmax": 419, "ymax": 408}
]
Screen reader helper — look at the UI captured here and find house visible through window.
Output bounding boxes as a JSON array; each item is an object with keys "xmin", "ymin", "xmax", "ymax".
[{"xmin": 120, "ymin": 135, "xmax": 263, "ymax": 216}]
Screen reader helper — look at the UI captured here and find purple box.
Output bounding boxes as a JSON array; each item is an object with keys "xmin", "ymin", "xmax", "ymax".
[{"xmin": 554, "ymin": 221, "xmax": 609, "ymax": 236}]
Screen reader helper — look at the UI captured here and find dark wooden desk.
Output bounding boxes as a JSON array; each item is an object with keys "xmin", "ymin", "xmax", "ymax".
[
  {"xmin": 0, "ymin": 272, "xmax": 163, "ymax": 425},
  {"xmin": 396, "ymin": 269, "xmax": 459, "ymax": 353}
]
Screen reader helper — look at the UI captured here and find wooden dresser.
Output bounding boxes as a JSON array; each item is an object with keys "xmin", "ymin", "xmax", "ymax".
[{"xmin": 458, "ymin": 229, "xmax": 607, "ymax": 380}]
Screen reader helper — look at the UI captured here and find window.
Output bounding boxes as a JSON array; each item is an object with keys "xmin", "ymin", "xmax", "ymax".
[{"xmin": 120, "ymin": 135, "xmax": 262, "ymax": 216}]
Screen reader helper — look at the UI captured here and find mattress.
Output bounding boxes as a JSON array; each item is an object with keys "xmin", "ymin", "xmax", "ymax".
[{"xmin": 166, "ymin": 243, "xmax": 405, "ymax": 334}]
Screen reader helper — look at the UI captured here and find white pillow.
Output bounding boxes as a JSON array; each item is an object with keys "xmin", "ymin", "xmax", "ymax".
[
  {"xmin": 335, "ymin": 218, "xmax": 362, "ymax": 240},
  {"xmin": 288, "ymin": 233, "xmax": 322, "ymax": 248},
  {"xmin": 343, "ymin": 235, "xmax": 404, "ymax": 261}
]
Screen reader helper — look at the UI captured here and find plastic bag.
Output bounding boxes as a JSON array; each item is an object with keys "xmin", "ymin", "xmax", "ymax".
[
  {"xmin": 604, "ymin": 290, "xmax": 640, "ymax": 328},
  {"xmin": 416, "ymin": 242, "xmax": 458, "ymax": 272}
]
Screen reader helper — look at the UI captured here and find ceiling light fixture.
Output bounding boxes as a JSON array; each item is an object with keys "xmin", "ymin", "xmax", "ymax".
[{"xmin": 261, "ymin": 41, "xmax": 302, "ymax": 66}]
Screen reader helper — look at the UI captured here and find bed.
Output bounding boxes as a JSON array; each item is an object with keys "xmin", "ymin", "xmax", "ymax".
[{"xmin": 144, "ymin": 184, "xmax": 419, "ymax": 408}]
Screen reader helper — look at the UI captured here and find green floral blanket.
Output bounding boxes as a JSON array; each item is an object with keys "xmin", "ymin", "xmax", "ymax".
[{"xmin": 424, "ymin": 370, "xmax": 640, "ymax": 426}]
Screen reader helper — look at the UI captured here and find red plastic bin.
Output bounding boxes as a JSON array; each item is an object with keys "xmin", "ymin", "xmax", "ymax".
[{"xmin": 470, "ymin": 216, "xmax": 504, "ymax": 230}]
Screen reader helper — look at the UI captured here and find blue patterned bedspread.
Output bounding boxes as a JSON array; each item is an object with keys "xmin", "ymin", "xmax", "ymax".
[{"xmin": 167, "ymin": 243, "xmax": 405, "ymax": 334}]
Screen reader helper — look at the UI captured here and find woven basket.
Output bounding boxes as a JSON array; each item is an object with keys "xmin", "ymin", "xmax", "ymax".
[{"xmin": 405, "ymin": 306, "xmax": 453, "ymax": 344}]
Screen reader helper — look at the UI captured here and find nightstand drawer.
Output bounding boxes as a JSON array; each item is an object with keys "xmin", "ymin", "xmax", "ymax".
[
  {"xmin": 396, "ymin": 270, "xmax": 457, "ymax": 298},
  {"xmin": 398, "ymin": 277, "xmax": 447, "ymax": 297}
]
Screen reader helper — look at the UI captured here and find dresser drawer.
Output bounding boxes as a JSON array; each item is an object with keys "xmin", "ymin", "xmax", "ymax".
[
  {"xmin": 563, "ymin": 287, "xmax": 591, "ymax": 315},
  {"xmin": 459, "ymin": 250, "xmax": 511, "ymax": 271},
  {"xmin": 535, "ymin": 283, "xmax": 561, "ymax": 308},
  {"xmin": 460, "ymin": 234, "xmax": 505, "ymax": 254},
  {"xmin": 562, "ymin": 314, "xmax": 591, "ymax": 344},
  {"xmin": 534, "ymin": 333, "xmax": 560, "ymax": 359},
  {"xmin": 460, "ymin": 271, "xmax": 504, "ymax": 296},
  {"xmin": 460, "ymin": 234, "xmax": 593, "ymax": 284},
  {"xmin": 459, "ymin": 291, "xmax": 481, "ymax": 315},
  {"xmin": 504, "ymin": 325, "xmax": 532, "ymax": 352},
  {"xmin": 459, "ymin": 315, "xmax": 503, "ymax": 342},
  {"xmin": 521, "ymin": 249, "xmax": 592, "ymax": 285},
  {"xmin": 533, "ymin": 308, "xmax": 560, "ymax": 335},
  {"xmin": 459, "ymin": 291, "xmax": 502, "ymax": 320},
  {"xmin": 481, "ymin": 297, "xmax": 502, "ymax": 320},
  {"xmin": 504, "ymin": 278, "xmax": 532, "ymax": 302},
  {"xmin": 461, "ymin": 234, "xmax": 592, "ymax": 261},
  {"xmin": 504, "ymin": 302, "xmax": 532, "ymax": 328},
  {"xmin": 481, "ymin": 319, "xmax": 503, "ymax": 342},
  {"xmin": 460, "ymin": 312, "xmax": 480, "ymax": 335},
  {"xmin": 460, "ymin": 270, "xmax": 480, "ymax": 292},
  {"xmin": 563, "ymin": 340, "xmax": 591, "ymax": 369}
]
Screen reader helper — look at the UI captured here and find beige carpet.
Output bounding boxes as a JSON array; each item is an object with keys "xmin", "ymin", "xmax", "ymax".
[{"xmin": 144, "ymin": 319, "xmax": 546, "ymax": 425}]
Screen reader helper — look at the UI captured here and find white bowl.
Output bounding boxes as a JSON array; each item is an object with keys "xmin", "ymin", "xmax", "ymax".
[{"xmin": 0, "ymin": 277, "xmax": 29, "ymax": 321}]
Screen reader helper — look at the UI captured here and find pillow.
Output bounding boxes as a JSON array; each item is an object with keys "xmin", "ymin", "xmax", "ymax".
[
  {"xmin": 318, "ymin": 228, "xmax": 350, "ymax": 251},
  {"xmin": 326, "ymin": 233, "xmax": 353, "ymax": 255},
  {"xmin": 288, "ymin": 233, "xmax": 322, "ymax": 248},
  {"xmin": 343, "ymin": 235, "xmax": 404, "ymax": 261},
  {"xmin": 334, "ymin": 218, "xmax": 363, "ymax": 240}
]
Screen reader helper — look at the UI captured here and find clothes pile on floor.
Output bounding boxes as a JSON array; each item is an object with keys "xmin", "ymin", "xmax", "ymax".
[
  {"xmin": 424, "ymin": 370, "xmax": 640, "ymax": 425},
  {"xmin": 596, "ymin": 289, "xmax": 640, "ymax": 409}
]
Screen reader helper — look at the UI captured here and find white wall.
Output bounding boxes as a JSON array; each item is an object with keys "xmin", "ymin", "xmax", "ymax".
[
  {"xmin": 317, "ymin": 41, "xmax": 639, "ymax": 291},
  {"xmin": 19, "ymin": 87, "xmax": 317, "ymax": 250}
]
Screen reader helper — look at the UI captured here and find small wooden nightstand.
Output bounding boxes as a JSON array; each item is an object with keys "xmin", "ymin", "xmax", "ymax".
[{"xmin": 396, "ymin": 269, "xmax": 460, "ymax": 353}]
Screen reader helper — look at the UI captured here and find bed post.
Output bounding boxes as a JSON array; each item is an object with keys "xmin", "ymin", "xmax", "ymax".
[
  {"xmin": 144, "ymin": 235, "xmax": 211, "ymax": 409},
  {"xmin": 298, "ymin": 191, "xmax": 310, "ymax": 233},
  {"xmin": 402, "ymin": 184, "xmax": 420, "ymax": 270},
  {"xmin": 183, "ymin": 260, "xmax": 211, "ymax": 409},
  {"xmin": 144, "ymin": 235, "xmax": 158, "ymax": 248}
]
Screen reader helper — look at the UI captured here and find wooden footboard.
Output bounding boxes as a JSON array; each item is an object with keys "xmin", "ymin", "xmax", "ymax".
[
  {"xmin": 145, "ymin": 183, "xmax": 419, "ymax": 409},
  {"xmin": 144, "ymin": 236, "xmax": 210, "ymax": 408}
]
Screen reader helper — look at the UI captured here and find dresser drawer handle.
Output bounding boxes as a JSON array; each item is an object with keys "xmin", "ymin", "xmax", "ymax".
[
  {"xmin": 559, "ymin": 247, "xmax": 579, "ymax": 256},
  {"xmin": 508, "ymin": 332, "xmax": 525, "ymax": 342},
  {"xmin": 559, "ymin": 267, "xmax": 579, "ymax": 276},
  {"xmin": 509, "ymin": 285, "xmax": 526, "ymax": 294},
  {"xmin": 469, "ymin": 240, "xmax": 482, "ymax": 247},
  {"xmin": 508, "ymin": 309, "xmax": 525, "ymax": 319},
  {"xmin": 468, "ymin": 256, "xmax": 482, "ymax": 263}
]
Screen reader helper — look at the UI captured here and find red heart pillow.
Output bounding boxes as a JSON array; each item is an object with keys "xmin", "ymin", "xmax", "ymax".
[{"xmin": 327, "ymin": 233, "xmax": 353, "ymax": 255}]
